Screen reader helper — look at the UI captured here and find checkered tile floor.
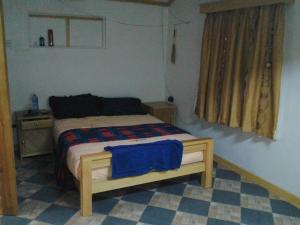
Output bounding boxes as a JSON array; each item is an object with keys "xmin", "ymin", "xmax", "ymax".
[{"xmin": 1, "ymin": 156, "xmax": 299, "ymax": 225}]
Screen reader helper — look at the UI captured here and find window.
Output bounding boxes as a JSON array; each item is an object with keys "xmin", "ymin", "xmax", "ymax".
[{"xmin": 195, "ymin": 4, "xmax": 285, "ymax": 138}]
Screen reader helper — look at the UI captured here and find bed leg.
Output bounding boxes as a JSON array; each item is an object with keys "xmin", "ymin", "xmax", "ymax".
[
  {"xmin": 201, "ymin": 139, "xmax": 214, "ymax": 188},
  {"xmin": 80, "ymin": 157, "xmax": 92, "ymax": 217}
]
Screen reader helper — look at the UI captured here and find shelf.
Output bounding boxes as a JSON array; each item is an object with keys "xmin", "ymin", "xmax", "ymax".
[{"xmin": 29, "ymin": 13, "xmax": 105, "ymax": 49}]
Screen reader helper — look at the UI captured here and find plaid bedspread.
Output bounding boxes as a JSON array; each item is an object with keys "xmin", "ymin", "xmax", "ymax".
[{"xmin": 56, "ymin": 123, "xmax": 188, "ymax": 187}]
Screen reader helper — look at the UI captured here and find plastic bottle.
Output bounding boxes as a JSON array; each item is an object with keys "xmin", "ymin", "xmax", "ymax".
[{"xmin": 32, "ymin": 94, "xmax": 39, "ymax": 113}]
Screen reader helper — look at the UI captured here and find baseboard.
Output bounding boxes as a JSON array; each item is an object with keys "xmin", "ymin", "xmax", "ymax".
[{"xmin": 214, "ymin": 154, "xmax": 300, "ymax": 209}]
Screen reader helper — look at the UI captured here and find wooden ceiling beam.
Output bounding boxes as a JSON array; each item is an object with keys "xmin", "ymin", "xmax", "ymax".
[
  {"xmin": 200, "ymin": 0, "xmax": 295, "ymax": 14},
  {"xmin": 110, "ymin": 0, "xmax": 174, "ymax": 7}
]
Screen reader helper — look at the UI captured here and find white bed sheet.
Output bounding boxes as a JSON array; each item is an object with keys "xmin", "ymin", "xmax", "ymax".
[{"xmin": 54, "ymin": 115, "xmax": 203, "ymax": 180}]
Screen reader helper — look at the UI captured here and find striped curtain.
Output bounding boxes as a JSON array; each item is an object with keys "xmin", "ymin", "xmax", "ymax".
[{"xmin": 195, "ymin": 4, "xmax": 285, "ymax": 139}]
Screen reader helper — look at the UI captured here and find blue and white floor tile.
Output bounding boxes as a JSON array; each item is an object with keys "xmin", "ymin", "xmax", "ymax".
[{"xmin": 1, "ymin": 155, "xmax": 300, "ymax": 225}]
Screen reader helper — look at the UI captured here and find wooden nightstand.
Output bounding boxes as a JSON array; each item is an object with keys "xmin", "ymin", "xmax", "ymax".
[
  {"xmin": 143, "ymin": 101, "xmax": 176, "ymax": 125},
  {"xmin": 16, "ymin": 111, "xmax": 54, "ymax": 159}
]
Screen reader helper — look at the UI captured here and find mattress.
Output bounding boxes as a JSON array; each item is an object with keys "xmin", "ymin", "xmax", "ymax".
[{"xmin": 54, "ymin": 114, "xmax": 203, "ymax": 180}]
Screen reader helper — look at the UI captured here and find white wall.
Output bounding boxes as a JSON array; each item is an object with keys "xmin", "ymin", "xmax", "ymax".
[
  {"xmin": 166, "ymin": 0, "xmax": 300, "ymax": 196},
  {"xmin": 3, "ymin": 0, "xmax": 168, "ymax": 111}
]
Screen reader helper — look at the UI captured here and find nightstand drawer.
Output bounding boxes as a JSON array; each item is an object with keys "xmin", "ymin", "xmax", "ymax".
[
  {"xmin": 21, "ymin": 119, "xmax": 52, "ymax": 130},
  {"xmin": 152, "ymin": 109, "xmax": 175, "ymax": 124}
]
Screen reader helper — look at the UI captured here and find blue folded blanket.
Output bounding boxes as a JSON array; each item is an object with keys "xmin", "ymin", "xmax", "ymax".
[{"xmin": 104, "ymin": 140, "xmax": 183, "ymax": 179}]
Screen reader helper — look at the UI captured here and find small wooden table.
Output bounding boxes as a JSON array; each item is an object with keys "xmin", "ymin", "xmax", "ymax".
[{"xmin": 16, "ymin": 110, "xmax": 54, "ymax": 159}]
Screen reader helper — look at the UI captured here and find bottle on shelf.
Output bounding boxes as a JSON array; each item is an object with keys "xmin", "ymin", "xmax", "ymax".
[
  {"xmin": 31, "ymin": 94, "xmax": 39, "ymax": 113},
  {"xmin": 39, "ymin": 36, "xmax": 45, "ymax": 47}
]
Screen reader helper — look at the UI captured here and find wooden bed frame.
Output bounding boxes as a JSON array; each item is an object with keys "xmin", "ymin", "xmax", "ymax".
[{"xmin": 78, "ymin": 138, "xmax": 214, "ymax": 216}]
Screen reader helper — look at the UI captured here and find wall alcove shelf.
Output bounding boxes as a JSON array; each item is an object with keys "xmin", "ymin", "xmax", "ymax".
[
  {"xmin": 0, "ymin": 0, "xmax": 18, "ymax": 215},
  {"xmin": 110, "ymin": 0, "xmax": 175, "ymax": 7}
]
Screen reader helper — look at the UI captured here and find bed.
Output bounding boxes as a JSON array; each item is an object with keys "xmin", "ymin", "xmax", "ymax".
[{"xmin": 51, "ymin": 96, "xmax": 213, "ymax": 216}]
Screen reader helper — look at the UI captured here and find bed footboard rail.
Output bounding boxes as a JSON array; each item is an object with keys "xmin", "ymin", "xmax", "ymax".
[{"xmin": 80, "ymin": 138, "xmax": 213, "ymax": 216}]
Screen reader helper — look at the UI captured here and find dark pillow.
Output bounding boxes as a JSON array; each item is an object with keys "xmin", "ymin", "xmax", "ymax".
[
  {"xmin": 100, "ymin": 97, "xmax": 146, "ymax": 116},
  {"xmin": 49, "ymin": 94, "xmax": 102, "ymax": 119}
]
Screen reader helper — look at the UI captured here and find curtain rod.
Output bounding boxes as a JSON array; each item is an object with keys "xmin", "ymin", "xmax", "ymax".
[{"xmin": 200, "ymin": 0, "xmax": 295, "ymax": 14}]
